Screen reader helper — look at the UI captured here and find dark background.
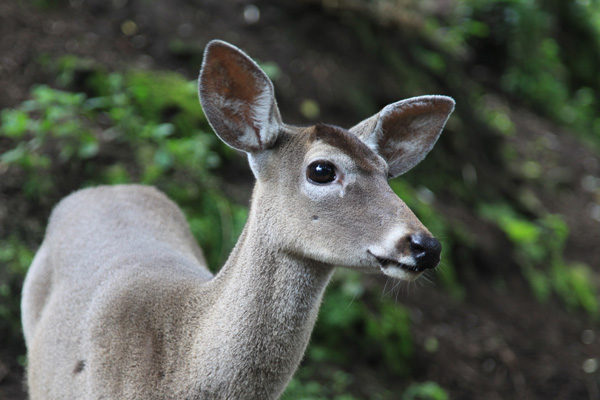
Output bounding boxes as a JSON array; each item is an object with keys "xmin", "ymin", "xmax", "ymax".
[{"xmin": 1, "ymin": 1, "xmax": 599, "ymax": 399}]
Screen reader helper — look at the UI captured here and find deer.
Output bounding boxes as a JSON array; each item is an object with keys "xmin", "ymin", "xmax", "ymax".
[{"xmin": 21, "ymin": 40, "xmax": 454, "ymax": 399}]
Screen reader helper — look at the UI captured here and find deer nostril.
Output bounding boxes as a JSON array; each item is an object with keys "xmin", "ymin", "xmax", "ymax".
[{"xmin": 409, "ymin": 234, "xmax": 442, "ymax": 270}]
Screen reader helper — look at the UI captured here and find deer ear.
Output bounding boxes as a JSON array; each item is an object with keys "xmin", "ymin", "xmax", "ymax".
[
  {"xmin": 350, "ymin": 96, "xmax": 455, "ymax": 178},
  {"xmin": 199, "ymin": 40, "xmax": 282, "ymax": 153}
]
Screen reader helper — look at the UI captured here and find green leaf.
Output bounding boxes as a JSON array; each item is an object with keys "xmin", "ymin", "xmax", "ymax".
[
  {"xmin": 1, "ymin": 109, "xmax": 30, "ymax": 138},
  {"xmin": 403, "ymin": 381, "xmax": 449, "ymax": 400}
]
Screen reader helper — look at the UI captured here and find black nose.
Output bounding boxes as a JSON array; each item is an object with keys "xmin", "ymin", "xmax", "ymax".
[{"xmin": 409, "ymin": 234, "xmax": 442, "ymax": 270}]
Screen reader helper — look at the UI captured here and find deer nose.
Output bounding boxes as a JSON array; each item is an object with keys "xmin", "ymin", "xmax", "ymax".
[{"xmin": 409, "ymin": 234, "xmax": 442, "ymax": 270}]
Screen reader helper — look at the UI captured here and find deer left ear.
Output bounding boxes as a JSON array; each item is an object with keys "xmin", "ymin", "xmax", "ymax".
[
  {"xmin": 350, "ymin": 95, "xmax": 455, "ymax": 178},
  {"xmin": 199, "ymin": 40, "xmax": 282, "ymax": 153}
]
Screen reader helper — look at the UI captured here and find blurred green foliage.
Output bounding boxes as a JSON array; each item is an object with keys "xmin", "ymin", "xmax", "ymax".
[
  {"xmin": 2, "ymin": 1, "xmax": 600, "ymax": 397},
  {"xmin": 283, "ymin": 367, "xmax": 361, "ymax": 400},
  {"xmin": 0, "ymin": 238, "xmax": 34, "ymax": 338},
  {"xmin": 480, "ymin": 204, "xmax": 598, "ymax": 316},
  {"xmin": 378, "ymin": 0, "xmax": 600, "ymax": 318},
  {"xmin": 283, "ymin": 269, "xmax": 417, "ymax": 398},
  {"xmin": 440, "ymin": 0, "xmax": 600, "ymax": 147},
  {"xmin": 391, "ymin": 180, "xmax": 466, "ymax": 300},
  {"xmin": 0, "ymin": 58, "xmax": 245, "ymax": 342},
  {"xmin": 313, "ymin": 270, "xmax": 413, "ymax": 374},
  {"xmin": 402, "ymin": 381, "xmax": 449, "ymax": 400}
]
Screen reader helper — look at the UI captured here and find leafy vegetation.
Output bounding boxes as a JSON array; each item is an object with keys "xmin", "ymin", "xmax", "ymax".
[
  {"xmin": 480, "ymin": 205, "xmax": 598, "ymax": 316},
  {"xmin": 422, "ymin": 0, "xmax": 600, "ymax": 318},
  {"xmin": 439, "ymin": 0, "xmax": 600, "ymax": 147},
  {"xmin": 1, "ymin": 60, "xmax": 244, "ymax": 264},
  {"xmin": 0, "ymin": 60, "xmax": 245, "ymax": 343},
  {"xmin": 0, "ymin": 237, "xmax": 34, "ymax": 340},
  {"xmin": 402, "ymin": 381, "xmax": 449, "ymax": 400},
  {"xmin": 369, "ymin": 0, "xmax": 600, "ymax": 317}
]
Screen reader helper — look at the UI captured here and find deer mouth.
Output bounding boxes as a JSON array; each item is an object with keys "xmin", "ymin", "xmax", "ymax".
[
  {"xmin": 377, "ymin": 257, "xmax": 424, "ymax": 273},
  {"xmin": 367, "ymin": 250, "xmax": 423, "ymax": 279}
]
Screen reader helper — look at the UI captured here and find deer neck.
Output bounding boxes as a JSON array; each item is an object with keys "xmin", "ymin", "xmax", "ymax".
[{"xmin": 193, "ymin": 195, "xmax": 335, "ymax": 398}]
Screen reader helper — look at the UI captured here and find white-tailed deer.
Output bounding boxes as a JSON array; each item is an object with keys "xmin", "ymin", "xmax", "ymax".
[{"xmin": 21, "ymin": 40, "xmax": 454, "ymax": 399}]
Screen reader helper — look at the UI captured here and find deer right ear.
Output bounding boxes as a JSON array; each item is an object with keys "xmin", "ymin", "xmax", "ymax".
[
  {"xmin": 199, "ymin": 40, "xmax": 282, "ymax": 153},
  {"xmin": 350, "ymin": 96, "xmax": 455, "ymax": 178}
]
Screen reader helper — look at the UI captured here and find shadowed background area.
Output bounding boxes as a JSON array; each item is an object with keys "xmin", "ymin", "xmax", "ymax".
[{"xmin": 1, "ymin": 0, "xmax": 599, "ymax": 399}]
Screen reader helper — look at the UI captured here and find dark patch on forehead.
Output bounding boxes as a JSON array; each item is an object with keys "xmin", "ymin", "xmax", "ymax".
[{"xmin": 310, "ymin": 124, "xmax": 384, "ymax": 173}]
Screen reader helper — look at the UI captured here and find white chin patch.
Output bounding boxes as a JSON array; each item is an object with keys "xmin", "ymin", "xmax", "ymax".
[{"xmin": 381, "ymin": 265, "xmax": 422, "ymax": 282}]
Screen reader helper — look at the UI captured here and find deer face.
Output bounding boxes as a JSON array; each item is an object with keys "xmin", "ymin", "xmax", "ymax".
[
  {"xmin": 251, "ymin": 123, "xmax": 441, "ymax": 281},
  {"xmin": 199, "ymin": 40, "xmax": 454, "ymax": 281}
]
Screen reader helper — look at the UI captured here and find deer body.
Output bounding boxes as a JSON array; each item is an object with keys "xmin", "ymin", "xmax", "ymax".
[{"xmin": 22, "ymin": 40, "xmax": 454, "ymax": 399}]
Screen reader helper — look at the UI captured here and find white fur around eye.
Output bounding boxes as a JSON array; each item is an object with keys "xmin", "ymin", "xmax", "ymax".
[
  {"xmin": 301, "ymin": 173, "xmax": 344, "ymax": 200},
  {"xmin": 300, "ymin": 145, "xmax": 345, "ymax": 199}
]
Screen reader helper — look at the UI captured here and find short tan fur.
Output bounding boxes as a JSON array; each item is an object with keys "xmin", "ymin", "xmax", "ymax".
[{"xmin": 22, "ymin": 40, "xmax": 454, "ymax": 399}]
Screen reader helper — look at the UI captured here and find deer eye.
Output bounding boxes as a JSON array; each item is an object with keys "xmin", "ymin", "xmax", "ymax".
[{"xmin": 307, "ymin": 161, "xmax": 337, "ymax": 184}]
